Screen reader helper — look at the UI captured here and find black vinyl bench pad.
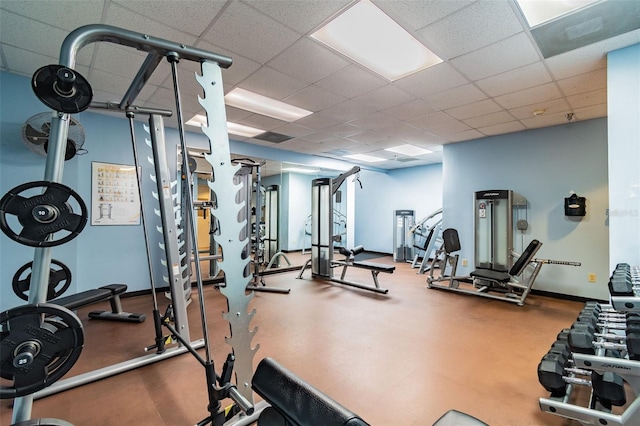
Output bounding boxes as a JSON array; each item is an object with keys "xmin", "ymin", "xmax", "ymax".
[
  {"xmin": 52, "ymin": 284, "xmax": 127, "ymax": 311},
  {"xmin": 252, "ymin": 357, "xmax": 369, "ymax": 426},
  {"xmin": 470, "ymin": 268, "xmax": 510, "ymax": 283},
  {"xmin": 352, "ymin": 261, "xmax": 395, "ymax": 273}
]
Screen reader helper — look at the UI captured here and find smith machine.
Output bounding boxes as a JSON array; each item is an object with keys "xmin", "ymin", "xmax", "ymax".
[{"xmin": 0, "ymin": 24, "xmax": 266, "ymax": 425}]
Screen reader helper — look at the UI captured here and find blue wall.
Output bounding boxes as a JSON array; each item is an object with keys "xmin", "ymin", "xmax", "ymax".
[
  {"xmin": 355, "ymin": 163, "xmax": 443, "ymax": 253},
  {"xmin": 443, "ymin": 118, "xmax": 609, "ymax": 299}
]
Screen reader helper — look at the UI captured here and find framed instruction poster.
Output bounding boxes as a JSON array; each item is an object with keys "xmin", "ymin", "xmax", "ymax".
[{"xmin": 91, "ymin": 162, "xmax": 141, "ymax": 225}]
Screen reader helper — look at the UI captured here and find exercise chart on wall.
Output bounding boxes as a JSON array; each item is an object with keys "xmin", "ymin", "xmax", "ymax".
[{"xmin": 91, "ymin": 161, "xmax": 141, "ymax": 225}]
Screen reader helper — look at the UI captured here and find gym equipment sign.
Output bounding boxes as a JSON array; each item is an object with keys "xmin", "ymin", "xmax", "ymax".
[{"xmin": 91, "ymin": 162, "xmax": 141, "ymax": 226}]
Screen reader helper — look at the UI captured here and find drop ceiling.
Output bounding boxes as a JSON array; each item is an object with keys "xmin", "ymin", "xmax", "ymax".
[{"xmin": 1, "ymin": 0, "xmax": 638, "ymax": 171}]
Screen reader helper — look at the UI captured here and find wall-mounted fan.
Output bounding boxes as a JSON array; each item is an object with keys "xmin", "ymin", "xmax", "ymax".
[{"xmin": 21, "ymin": 112, "xmax": 86, "ymax": 160}]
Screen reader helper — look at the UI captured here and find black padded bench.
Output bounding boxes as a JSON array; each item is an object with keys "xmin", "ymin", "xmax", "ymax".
[
  {"xmin": 352, "ymin": 260, "xmax": 395, "ymax": 274},
  {"xmin": 52, "ymin": 284, "xmax": 146, "ymax": 323},
  {"xmin": 252, "ymin": 357, "xmax": 370, "ymax": 426}
]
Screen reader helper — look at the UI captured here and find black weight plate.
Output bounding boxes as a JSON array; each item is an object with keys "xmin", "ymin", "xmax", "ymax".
[
  {"xmin": 12, "ymin": 259, "xmax": 72, "ymax": 301},
  {"xmin": 0, "ymin": 303, "xmax": 84, "ymax": 399},
  {"xmin": 0, "ymin": 181, "xmax": 88, "ymax": 248},
  {"xmin": 32, "ymin": 65, "xmax": 93, "ymax": 113}
]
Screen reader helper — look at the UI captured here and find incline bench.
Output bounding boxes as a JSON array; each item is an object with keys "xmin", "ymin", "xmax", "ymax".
[{"xmin": 52, "ymin": 284, "xmax": 146, "ymax": 323}]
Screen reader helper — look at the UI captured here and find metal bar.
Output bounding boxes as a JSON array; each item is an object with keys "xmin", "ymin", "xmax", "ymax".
[
  {"xmin": 120, "ymin": 53, "xmax": 164, "ymax": 108},
  {"xmin": 58, "ymin": 24, "xmax": 232, "ymax": 70},
  {"xmin": 168, "ymin": 54, "xmax": 212, "ymax": 362},
  {"xmin": 90, "ymin": 101, "xmax": 173, "ymax": 117},
  {"xmin": 330, "ymin": 278, "xmax": 389, "ymax": 294},
  {"xmin": 34, "ymin": 340, "xmax": 205, "ymax": 399}
]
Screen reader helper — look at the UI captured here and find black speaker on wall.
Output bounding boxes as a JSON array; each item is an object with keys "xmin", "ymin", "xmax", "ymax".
[{"xmin": 565, "ymin": 194, "xmax": 586, "ymax": 217}]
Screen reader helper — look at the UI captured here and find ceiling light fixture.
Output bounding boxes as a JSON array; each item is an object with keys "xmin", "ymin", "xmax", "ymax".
[
  {"xmin": 385, "ymin": 144, "xmax": 433, "ymax": 156},
  {"xmin": 281, "ymin": 167, "xmax": 321, "ymax": 174},
  {"xmin": 515, "ymin": 0, "xmax": 599, "ymax": 27},
  {"xmin": 225, "ymin": 88, "xmax": 313, "ymax": 122},
  {"xmin": 344, "ymin": 153, "xmax": 386, "ymax": 163},
  {"xmin": 311, "ymin": 0, "xmax": 442, "ymax": 81},
  {"xmin": 185, "ymin": 114, "xmax": 266, "ymax": 138}
]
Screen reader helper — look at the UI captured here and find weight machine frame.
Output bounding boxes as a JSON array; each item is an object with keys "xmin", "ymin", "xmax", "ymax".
[{"xmin": 12, "ymin": 24, "xmax": 264, "ymax": 425}]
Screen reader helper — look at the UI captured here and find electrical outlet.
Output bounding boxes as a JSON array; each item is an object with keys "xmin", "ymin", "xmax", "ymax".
[
  {"xmin": 588, "ymin": 273, "xmax": 597, "ymax": 283},
  {"xmin": 461, "ymin": 258, "xmax": 468, "ymax": 267}
]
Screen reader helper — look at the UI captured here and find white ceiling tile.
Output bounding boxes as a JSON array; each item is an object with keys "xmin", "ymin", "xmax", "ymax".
[
  {"xmin": 347, "ymin": 129, "xmax": 388, "ymax": 144},
  {"xmin": 237, "ymin": 114, "xmax": 288, "ymax": 131},
  {"xmin": 478, "ymin": 121, "xmax": 526, "ymax": 136},
  {"xmin": 201, "ymin": 1, "xmax": 301, "ymax": 64},
  {"xmin": 92, "ymin": 45, "xmax": 146, "ymax": 79},
  {"xmin": 475, "ymin": 62, "xmax": 552, "ymax": 97},
  {"xmin": 112, "ymin": 1, "xmax": 223, "ymax": 37},
  {"xmin": 508, "ymin": 98, "xmax": 571, "ymax": 120},
  {"xmin": 1, "ymin": 13, "xmax": 76, "ymax": 62},
  {"xmin": 104, "ymin": 3, "xmax": 197, "ymax": 47},
  {"xmin": 238, "ymin": 66, "xmax": 309, "ymax": 100},
  {"xmin": 196, "ymin": 40, "xmax": 262, "ymax": 86},
  {"xmin": 2, "ymin": 45, "xmax": 56, "ymax": 77},
  {"xmin": 446, "ymin": 99, "xmax": 503, "ymax": 120},
  {"xmin": 315, "ymin": 65, "xmax": 387, "ymax": 98},
  {"xmin": 324, "ymin": 123, "xmax": 364, "ymax": 138},
  {"xmin": 284, "ymin": 85, "xmax": 347, "ymax": 112},
  {"xmin": 423, "ymin": 84, "xmax": 487, "ymax": 110},
  {"xmin": 557, "ymin": 68, "xmax": 607, "ymax": 96},
  {"xmin": 427, "ymin": 120, "xmax": 471, "ymax": 137},
  {"xmin": 494, "ymin": 82, "xmax": 563, "ymax": 109},
  {"xmin": 351, "ymin": 84, "xmax": 415, "ymax": 112},
  {"xmin": 270, "ymin": 123, "xmax": 315, "ymax": 138},
  {"xmin": 566, "ymin": 88, "xmax": 607, "ymax": 110},
  {"xmin": 225, "ymin": 106, "xmax": 254, "ymax": 123},
  {"xmin": 463, "ymin": 111, "xmax": 516, "ymax": 129},
  {"xmin": 318, "ymin": 99, "xmax": 378, "ymax": 122},
  {"xmin": 268, "ymin": 38, "xmax": 350, "ymax": 84},
  {"xmin": 244, "ymin": 0, "xmax": 351, "ymax": 35},
  {"xmin": 302, "ymin": 131, "xmax": 337, "ymax": 143},
  {"xmin": 394, "ymin": 62, "xmax": 468, "ymax": 98},
  {"xmin": 375, "ymin": 0, "xmax": 473, "ymax": 32},
  {"xmin": 382, "ymin": 99, "xmax": 439, "ymax": 121},
  {"xmin": 573, "ymin": 103, "xmax": 608, "ymax": 121},
  {"xmin": 446, "ymin": 129, "xmax": 485, "ymax": 143},
  {"xmin": 545, "ymin": 28, "xmax": 640, "ymax": 80},
  {"xmin": 294, "ymin": 111, "xmax": 342, "ymax": 129},
  {"xmin": 520, "ymin": 111, "xmax": 570, "ymax": 129},
  {"xmin": 348, "ymin": 113, "xmax": 399, "ymax": 130},
  {"xmin": 1, "ymin": 0, "xmax": 104, "ymax": 32},
  {"xmin": 417, "ymin": 0, "xmax": 523, "ymax": 59},
  {"xmin": 450, "ymin": 32, "xmax": 540, "ymax": 81},
  {"xmin": 406, "ymin": 111, "xmax": 460, "ymax": 131}
]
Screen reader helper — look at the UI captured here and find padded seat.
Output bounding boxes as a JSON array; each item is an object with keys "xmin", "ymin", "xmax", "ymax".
[
  {"xmin": 470, "ymin": 268, "xmax": 510, "ymax": 283},
  {"xmin": 52, "ymin": 284, "xmax": 127, "ymax": 310},
  {"xmin": 352, "ymin": 261, "xmax": 395, "ymax": 273},
  {"xmin": 252, "ymin": 357, "xmax": 369, "ymax": 426}
]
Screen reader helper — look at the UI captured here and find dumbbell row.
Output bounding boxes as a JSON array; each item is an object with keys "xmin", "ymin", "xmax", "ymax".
[
  {"xmin": 608, "ymin": 263, "xmax": 640, "ymax": 297},
  {"xmin": 568, "ymin": 304, "xmax": 640, "ymax": 360},
  {"xmin": 538, "ymin": 338, "xmax": 627, "ymax": 407}
]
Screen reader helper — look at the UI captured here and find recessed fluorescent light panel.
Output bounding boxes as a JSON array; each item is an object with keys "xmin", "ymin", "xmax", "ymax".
[
  {"xmin": 225, "ymin": 88, "xmax": 312, "ymax": 122},
  {"xmin": 345, "ymin": 153, "xmax": 386, "ymax": 163},
  {"xmin": 226, "ymin": 122, "xmax": 266, "ymax": 138},
  {"xmin": 185, "ymin": 114, "xmax": 266, "ymax": 138},
  {"xmin": 311, "ymin": 0, "xmax": 442, "ymax": 81},
  {"xmin": 281, "ymin": 167, "xmax": 321, "ymax": 174},
  {"xmin": 516, "ymin": 0, "xmax": 599, "ymax": 27},
  {"xmin": 385, "ymin": 144, "xmax": 432, "ymax": 156}
]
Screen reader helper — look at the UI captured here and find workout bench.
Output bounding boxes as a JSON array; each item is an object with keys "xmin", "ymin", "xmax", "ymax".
[
  {"xmin": 52, "ymin": 284, "xmax": 146, "ymax": 323},
  {"xmin": 297, "ymin": 245, "xmax": 394, "ymax": 294}
]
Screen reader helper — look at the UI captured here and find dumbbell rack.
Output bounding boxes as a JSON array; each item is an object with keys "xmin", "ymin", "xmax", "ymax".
[{"xmin": 539, "ymin": 264, "xmax": 640, "ymax": 425}]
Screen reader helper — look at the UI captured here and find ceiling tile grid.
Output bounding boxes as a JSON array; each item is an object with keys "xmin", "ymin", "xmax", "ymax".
[{"xmin": 1, "ymin": 0, "xmax": 637, "ymax": 170}]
